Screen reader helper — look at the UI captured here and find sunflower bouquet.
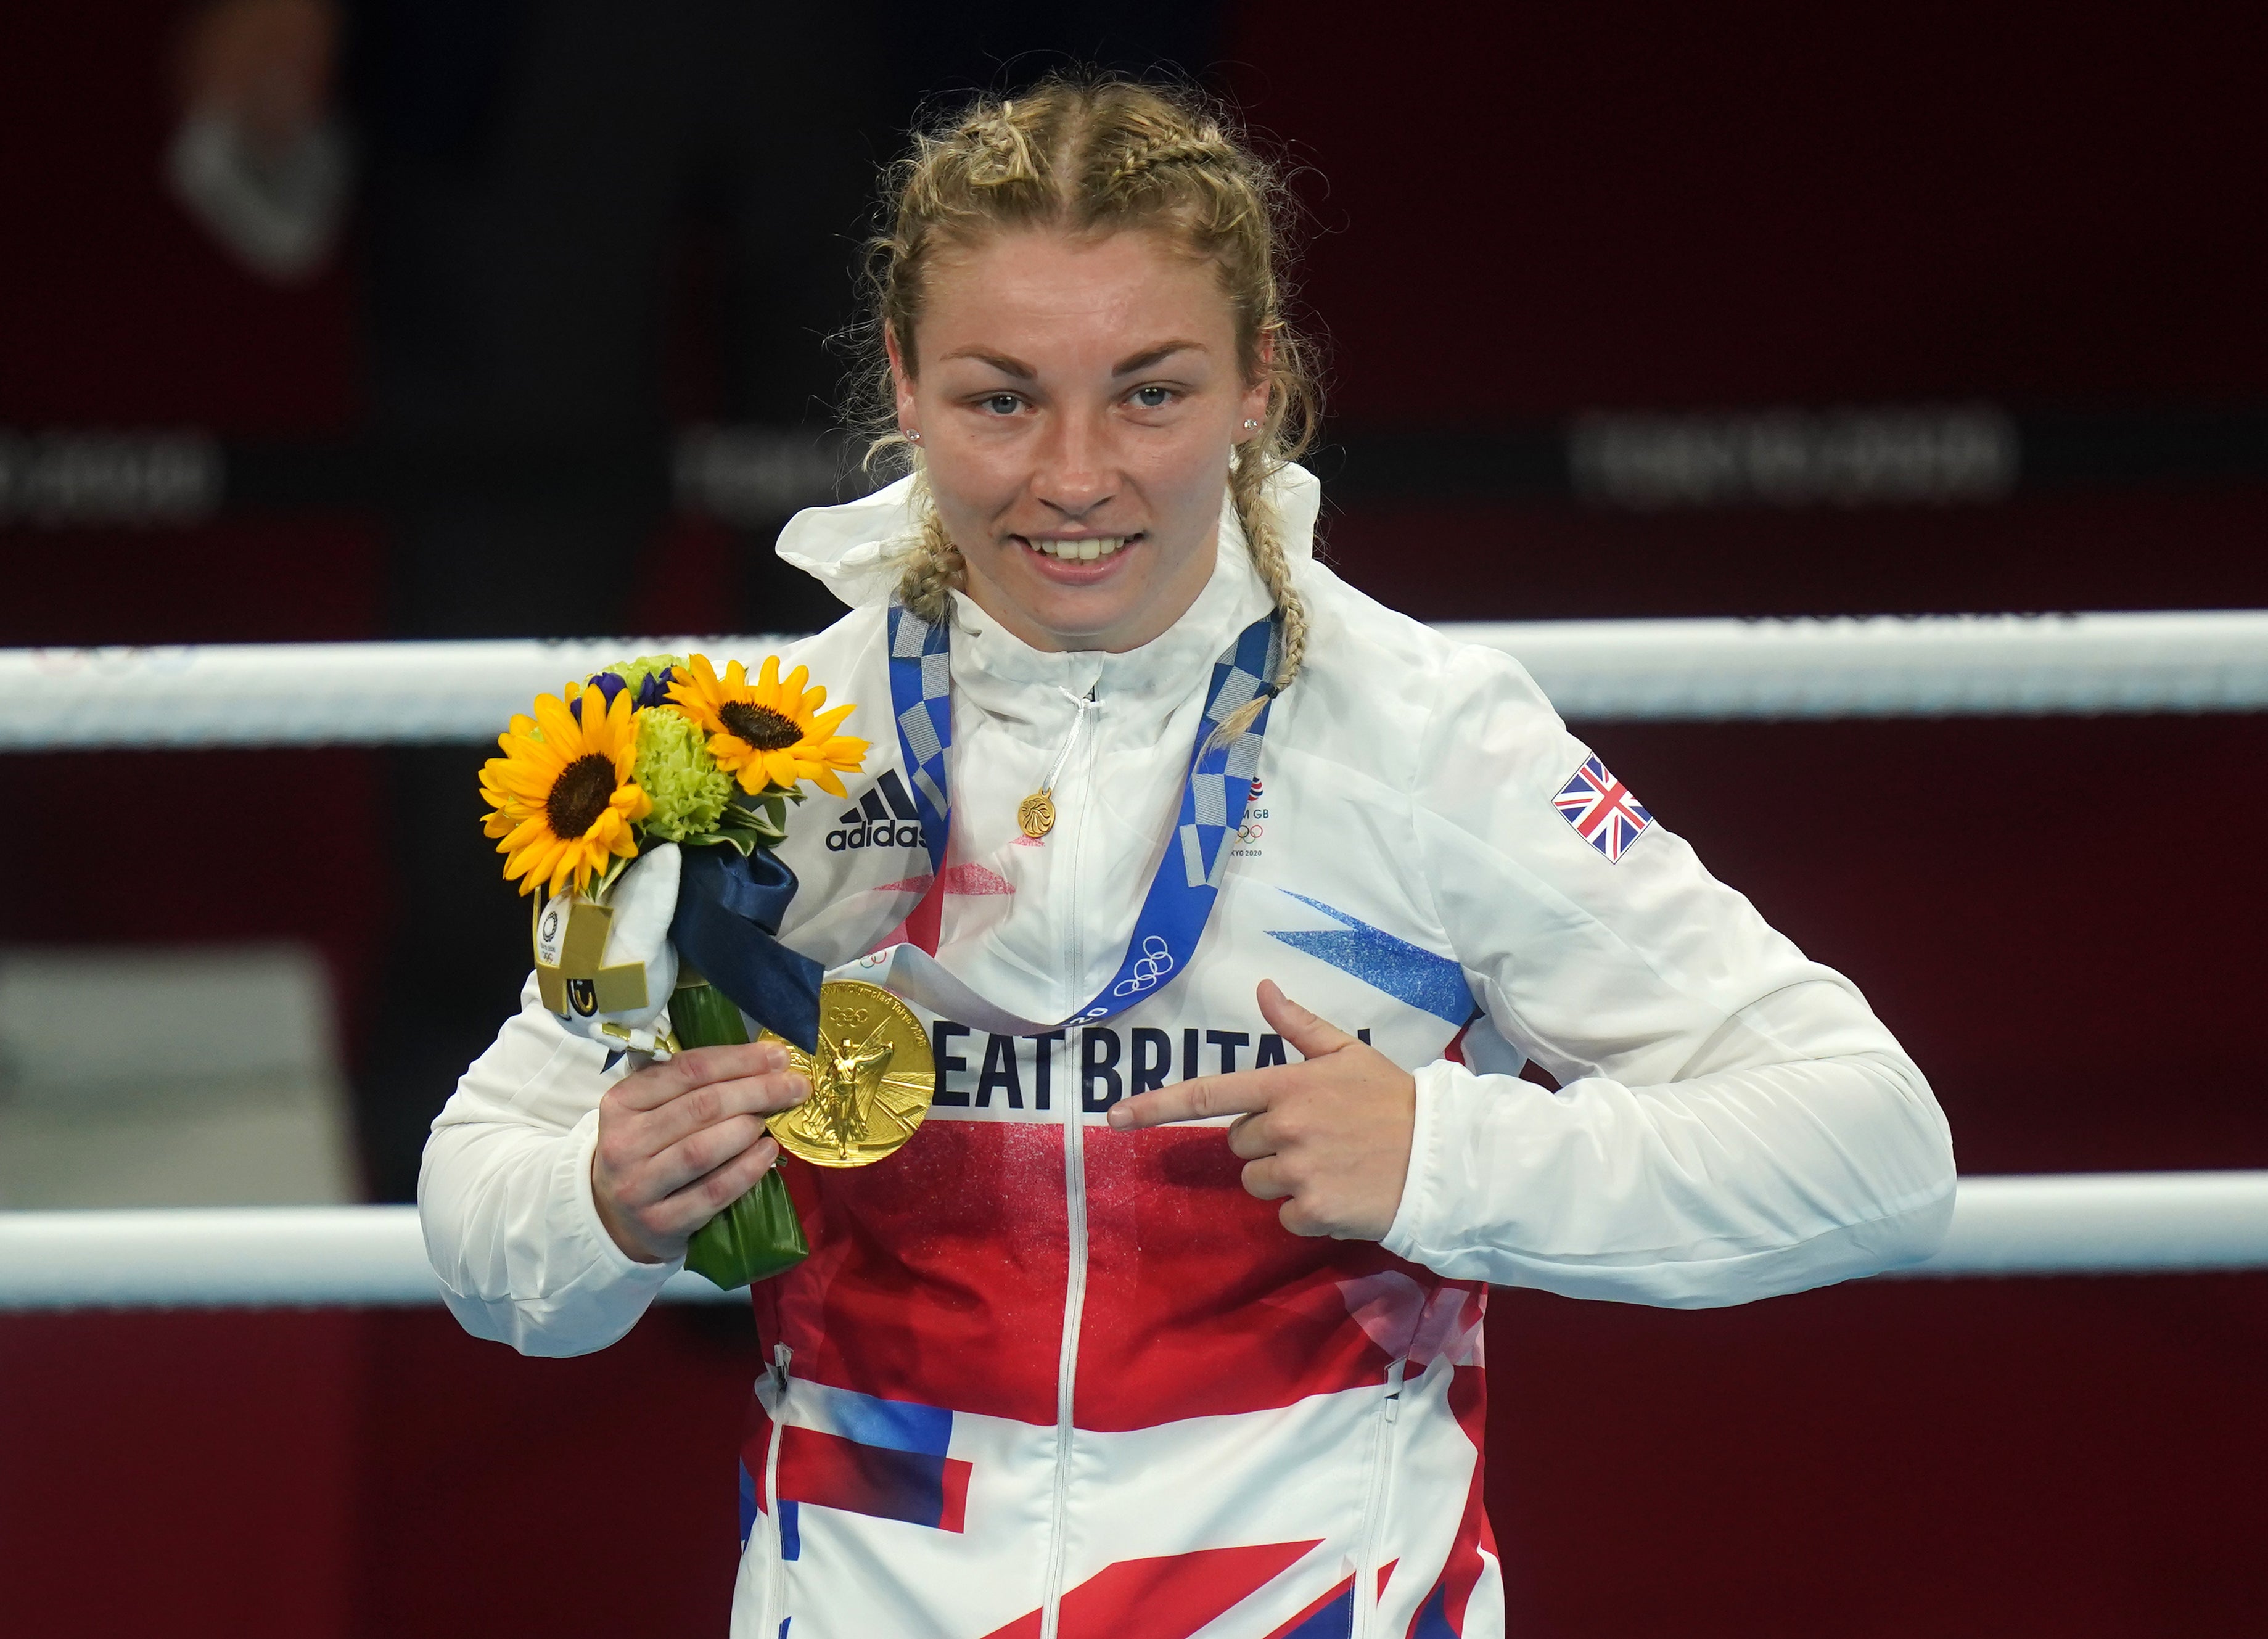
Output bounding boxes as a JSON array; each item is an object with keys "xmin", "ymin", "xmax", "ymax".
[{"xmin": 480, "ymin": 651, "xmax": 867, "ymax": 1288}]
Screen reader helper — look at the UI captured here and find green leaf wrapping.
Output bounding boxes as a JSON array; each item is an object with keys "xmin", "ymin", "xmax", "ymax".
[{"xmin": 671, "ymin": 979, "xmax": 810, "ymax": 1289}]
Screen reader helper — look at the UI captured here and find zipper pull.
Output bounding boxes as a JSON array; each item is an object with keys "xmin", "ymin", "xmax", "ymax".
[
  {"xmin": 1384, "ymin": 1359, "xmax": 1405, "ymax": 1424},
  {"xmin": 771, "ymin": 1342, "xmax": 794, "ymax": 1394}
]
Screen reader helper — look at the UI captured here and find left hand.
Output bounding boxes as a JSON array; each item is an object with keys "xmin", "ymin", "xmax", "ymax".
[{"xmin": 1107, "ymin": 979, "xmax": 1417, "ymax": 1239}]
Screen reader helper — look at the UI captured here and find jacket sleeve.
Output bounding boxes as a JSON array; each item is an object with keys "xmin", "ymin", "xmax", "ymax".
[
  {"xmin": 1379, "ymin": 643, "xmax": 1956, "ymax": 1307},
  {"xmin": 417, "ymin": 977, "xmax": 680, "ymax": 1355}
]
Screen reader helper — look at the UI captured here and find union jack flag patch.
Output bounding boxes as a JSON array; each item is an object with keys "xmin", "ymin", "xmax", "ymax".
[{"xmin": 1553, "ymin": 755, "xmax": 1653, "ymax": 861}]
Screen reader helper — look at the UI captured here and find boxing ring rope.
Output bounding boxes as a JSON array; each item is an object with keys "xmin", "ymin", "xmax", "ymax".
[
  {"xmin": 6, "ymin": 1173, "xmax": 2268, "ymax": 1309},
  {"xmin": 2, "ymin": 609, "xmax": 2263, "ymax": 1303},
  {"xmin": 7, "ymin": 607, "xmax": 2268, "ymax": 748}
]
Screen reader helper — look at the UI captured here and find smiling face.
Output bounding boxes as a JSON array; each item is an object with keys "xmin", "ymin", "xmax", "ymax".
[{"xmin": 889, "ymin": 227, "xmax": 1271, "ymax": 654}]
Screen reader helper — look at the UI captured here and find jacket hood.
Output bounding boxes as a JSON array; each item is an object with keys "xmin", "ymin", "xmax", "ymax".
[{"xmin": 774, "ymin": 462, "xmax": 1323, "ymax": 608}]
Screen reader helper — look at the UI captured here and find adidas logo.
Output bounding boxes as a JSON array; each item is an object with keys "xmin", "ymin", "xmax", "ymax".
[{"xmin": 826, "ymin": 768, "xmax": 929, "ymax": 853}]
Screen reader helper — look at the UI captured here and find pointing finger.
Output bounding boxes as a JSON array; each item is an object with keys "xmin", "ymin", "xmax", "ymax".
[
  {"xmin": 1106, "ymin": 1067, "xmax": 1294, "ymax": 1130},
  {"xmin": 1255, "ymin": 980, "xmax": 1362, "ymax": 1061}
]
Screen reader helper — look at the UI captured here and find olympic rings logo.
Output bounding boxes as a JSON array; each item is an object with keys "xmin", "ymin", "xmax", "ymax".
[
  {"xmin": 1111, "ymin": 935, "xmax": 1177, "ymax": 997},
  {"xmin": 1235, "ymin": 821, "xmax": 1264, "ymax": 843}
]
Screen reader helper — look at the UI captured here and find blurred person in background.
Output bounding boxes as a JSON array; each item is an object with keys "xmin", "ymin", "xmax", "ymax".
[{"xmin": 170, "ymin": 0, "xmax": 1225, "ymax": 1201}]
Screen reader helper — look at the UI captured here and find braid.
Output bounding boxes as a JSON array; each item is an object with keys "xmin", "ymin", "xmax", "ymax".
[
  {"xmin": 959, "ymin": 100, "xmax": 1046, "ymax": 190},
  {"xmin": 1103, "ymin": 130, "xmax": 1236, "ymax": 192},
  {"xmin": 1210, "ymin": 440, "xmax": 1309, "ymax": 744},
  {"xmin": 895, "ymin": 474, "xmax": 963, "ymax": 625}
]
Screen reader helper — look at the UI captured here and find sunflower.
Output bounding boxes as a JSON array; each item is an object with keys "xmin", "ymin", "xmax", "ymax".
[
  {"xmin": 668, "ymin": 652, "xmax": 868, "ymax": 799},
  {"xmin": 480, "ymin": 685, "xmax": 653, "ymax": 897}
]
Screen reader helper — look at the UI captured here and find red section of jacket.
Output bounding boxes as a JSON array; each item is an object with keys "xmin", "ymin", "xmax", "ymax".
[
  {"xmin": 1076, "ymin": 1125, "xmax": 1411, "ymax": 1431},
  {"xmin": 771, "ymin": 1121, "xmax": 1071, "ymax": 1425},
  {"xmin": 761, "ymin": 1117, "xmax": 1448, "ymax": 1432}
]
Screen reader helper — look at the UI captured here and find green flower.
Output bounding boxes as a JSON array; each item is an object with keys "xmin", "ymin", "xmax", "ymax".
[
  {"xmin": 632, "ymin": 705, "xmax": 734, "ymax": 843},
  {"xmin": 614, "ymin": 653, "xmax": 687, "ymax": 700}
]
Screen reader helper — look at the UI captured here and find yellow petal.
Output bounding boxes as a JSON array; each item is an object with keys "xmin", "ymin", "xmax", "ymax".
[
  {"xmin": 602, "ymin": 684, "xmax": 637, "ymax": 742},
  {"xmin": 532, "ymin": 692, "xmax": 582, "ymax": 751}
]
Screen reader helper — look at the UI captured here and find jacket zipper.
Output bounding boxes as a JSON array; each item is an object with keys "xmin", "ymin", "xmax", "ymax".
[
  {"xmin": 760, "ymin": 1342, "xmax": 792, "ymax": 1634},
  {"xmin": 1352, "ymin": 1359, "xmax": 1406, "ymax": 1639},
  {"xmin": 1039, "ymin": 697, "xmax": 1099, "ymax": 1639}
]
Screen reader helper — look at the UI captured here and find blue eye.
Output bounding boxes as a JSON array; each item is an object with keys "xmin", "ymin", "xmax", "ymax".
[
  {"xmin": 982, "ymin": 394, "xmax": 1021, "ymax": 415},
  {"xmin": 1132, "ymin": 385, "xmax": 1173, "ymax": 408}
]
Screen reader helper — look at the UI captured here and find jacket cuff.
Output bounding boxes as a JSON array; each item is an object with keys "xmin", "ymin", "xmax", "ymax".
[{"xmin": 1381, "ymin": 1058, "xmax": 1461, "ymax": 1265}]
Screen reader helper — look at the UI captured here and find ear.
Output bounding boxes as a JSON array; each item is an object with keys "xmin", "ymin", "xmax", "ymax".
[
  {"xmin": 1236, "ymin": 331, "xmax": 1276, "ymax": 442},
  {"xmin": 884, "ymin": 327, "xmax": 919, "ymax": 434}
]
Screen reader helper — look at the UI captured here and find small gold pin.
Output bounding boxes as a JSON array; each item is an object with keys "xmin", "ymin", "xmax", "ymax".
[{"xmin": 1017, "ymin": 688, "xmax": 1097, "ymax": 843}]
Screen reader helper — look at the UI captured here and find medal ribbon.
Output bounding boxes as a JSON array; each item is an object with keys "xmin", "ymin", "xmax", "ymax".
[{"xmin": 884, "ymin": 598, "xmax": 1278, "ymax": 1030}]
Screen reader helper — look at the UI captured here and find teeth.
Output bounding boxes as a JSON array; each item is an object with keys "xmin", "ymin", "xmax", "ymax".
[{"xmin": 1033, "ymin": 535, "xmax": 1127, "ymax": 561}]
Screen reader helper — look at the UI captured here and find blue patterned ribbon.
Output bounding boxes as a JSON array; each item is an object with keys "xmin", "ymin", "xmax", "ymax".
[{"xmin": 884, "ymin": 599, "xmax": 1278, "ymax": 1029}]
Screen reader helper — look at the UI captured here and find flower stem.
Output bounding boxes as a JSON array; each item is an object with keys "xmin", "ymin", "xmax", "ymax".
[{"xmin": 673, "ymin": 979, "xmax": 810, "ymax": 1288}]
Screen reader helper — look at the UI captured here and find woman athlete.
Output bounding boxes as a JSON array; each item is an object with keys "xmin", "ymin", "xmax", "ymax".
[{"xmin": 422, "ymin": 77, "xmax": 1955, "ymax": 1639}]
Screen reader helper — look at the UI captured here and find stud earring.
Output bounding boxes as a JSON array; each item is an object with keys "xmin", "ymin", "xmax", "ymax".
[
  {"xmin": 906, "ymin": 429, "xmax": 923, "ymax": 444},
  {"xmin": 1241, "ymin": 419, "xmax": 1261, "ymax": 430}
]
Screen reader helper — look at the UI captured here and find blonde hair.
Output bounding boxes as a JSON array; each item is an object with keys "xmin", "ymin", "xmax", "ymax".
[{"xmin": 863, "ymin": 75, "xmax": 1320, "ymax": 731}]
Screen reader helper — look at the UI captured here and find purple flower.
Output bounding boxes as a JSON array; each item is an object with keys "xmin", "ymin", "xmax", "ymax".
[{"xmin": 585, "ymin": 665, "xmax": 681, "ymax": 712}]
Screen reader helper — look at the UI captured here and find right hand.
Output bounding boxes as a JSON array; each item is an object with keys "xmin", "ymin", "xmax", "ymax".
[{"xmin": 591, "ymin": 1042, "xmax": 810, "ymax": 1265}]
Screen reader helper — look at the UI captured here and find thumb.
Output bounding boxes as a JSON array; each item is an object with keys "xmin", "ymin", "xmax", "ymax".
[{"xmin": 1257, "ymin": 979, "xmax": 1360, "ymax": 1059}]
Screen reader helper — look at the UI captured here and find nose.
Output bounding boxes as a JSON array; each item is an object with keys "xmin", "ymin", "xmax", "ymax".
[{"xmin": 1030, "ymin": 400, "xmax": 1116, "ymax": 521}]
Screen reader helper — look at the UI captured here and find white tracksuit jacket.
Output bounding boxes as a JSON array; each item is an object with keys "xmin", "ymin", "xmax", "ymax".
[{"xmin": 421, "ymin": 465, "xmax": 1955, "ymax": 1639}]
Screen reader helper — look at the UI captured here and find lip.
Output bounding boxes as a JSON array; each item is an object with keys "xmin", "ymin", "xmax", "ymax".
[{"xmin": 1015, "ymin": 532, "xmax": 1143, "ymax": 585}]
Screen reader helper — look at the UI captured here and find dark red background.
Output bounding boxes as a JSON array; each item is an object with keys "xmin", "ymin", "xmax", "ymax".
[{"xmin": 4, "ymin": 2, "xmax": 2265, "ymax": 1634}]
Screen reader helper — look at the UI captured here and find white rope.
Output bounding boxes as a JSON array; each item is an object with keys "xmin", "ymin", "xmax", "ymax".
[
  {"xmin": 1892, "ymin": 1170, "xmax": 2268, "ymax": 1278},
  {"xmin": 2, "ymin": 1174, "xmax": 2264, "ymax": 1310},
  {"xmin": 7, "ymin": 609, "xmax": 2266, "ymax": 750},
  {"xmin": 1461, "ymin": 609, "xmax": 2268, "ymax": 721},
  {"xmin": 0, "ymin": 1206, "xmax": 738, "ymax": 1310}
]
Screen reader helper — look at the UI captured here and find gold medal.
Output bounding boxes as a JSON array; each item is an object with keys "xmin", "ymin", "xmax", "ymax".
[
  {"xmin": 1017, "ymin": 791, "xmax": 1056, "ymax": 839},
  {"xmin": 760, "ymin": 979, "xmax": 935, "ymax": 1168}
]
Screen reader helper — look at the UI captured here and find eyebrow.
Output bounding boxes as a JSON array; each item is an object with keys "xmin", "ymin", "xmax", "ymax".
[
  {"xmin": 1113, "ymin": 340, "xmax": 1206, "ymax": 375},
  {"xmin": 937, "ymin": 348, "xmax": 1038, "ymax": 378},
  {"xmin": 932, "ymin": 340, "xmax": 1209, "ymax": 379}
]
